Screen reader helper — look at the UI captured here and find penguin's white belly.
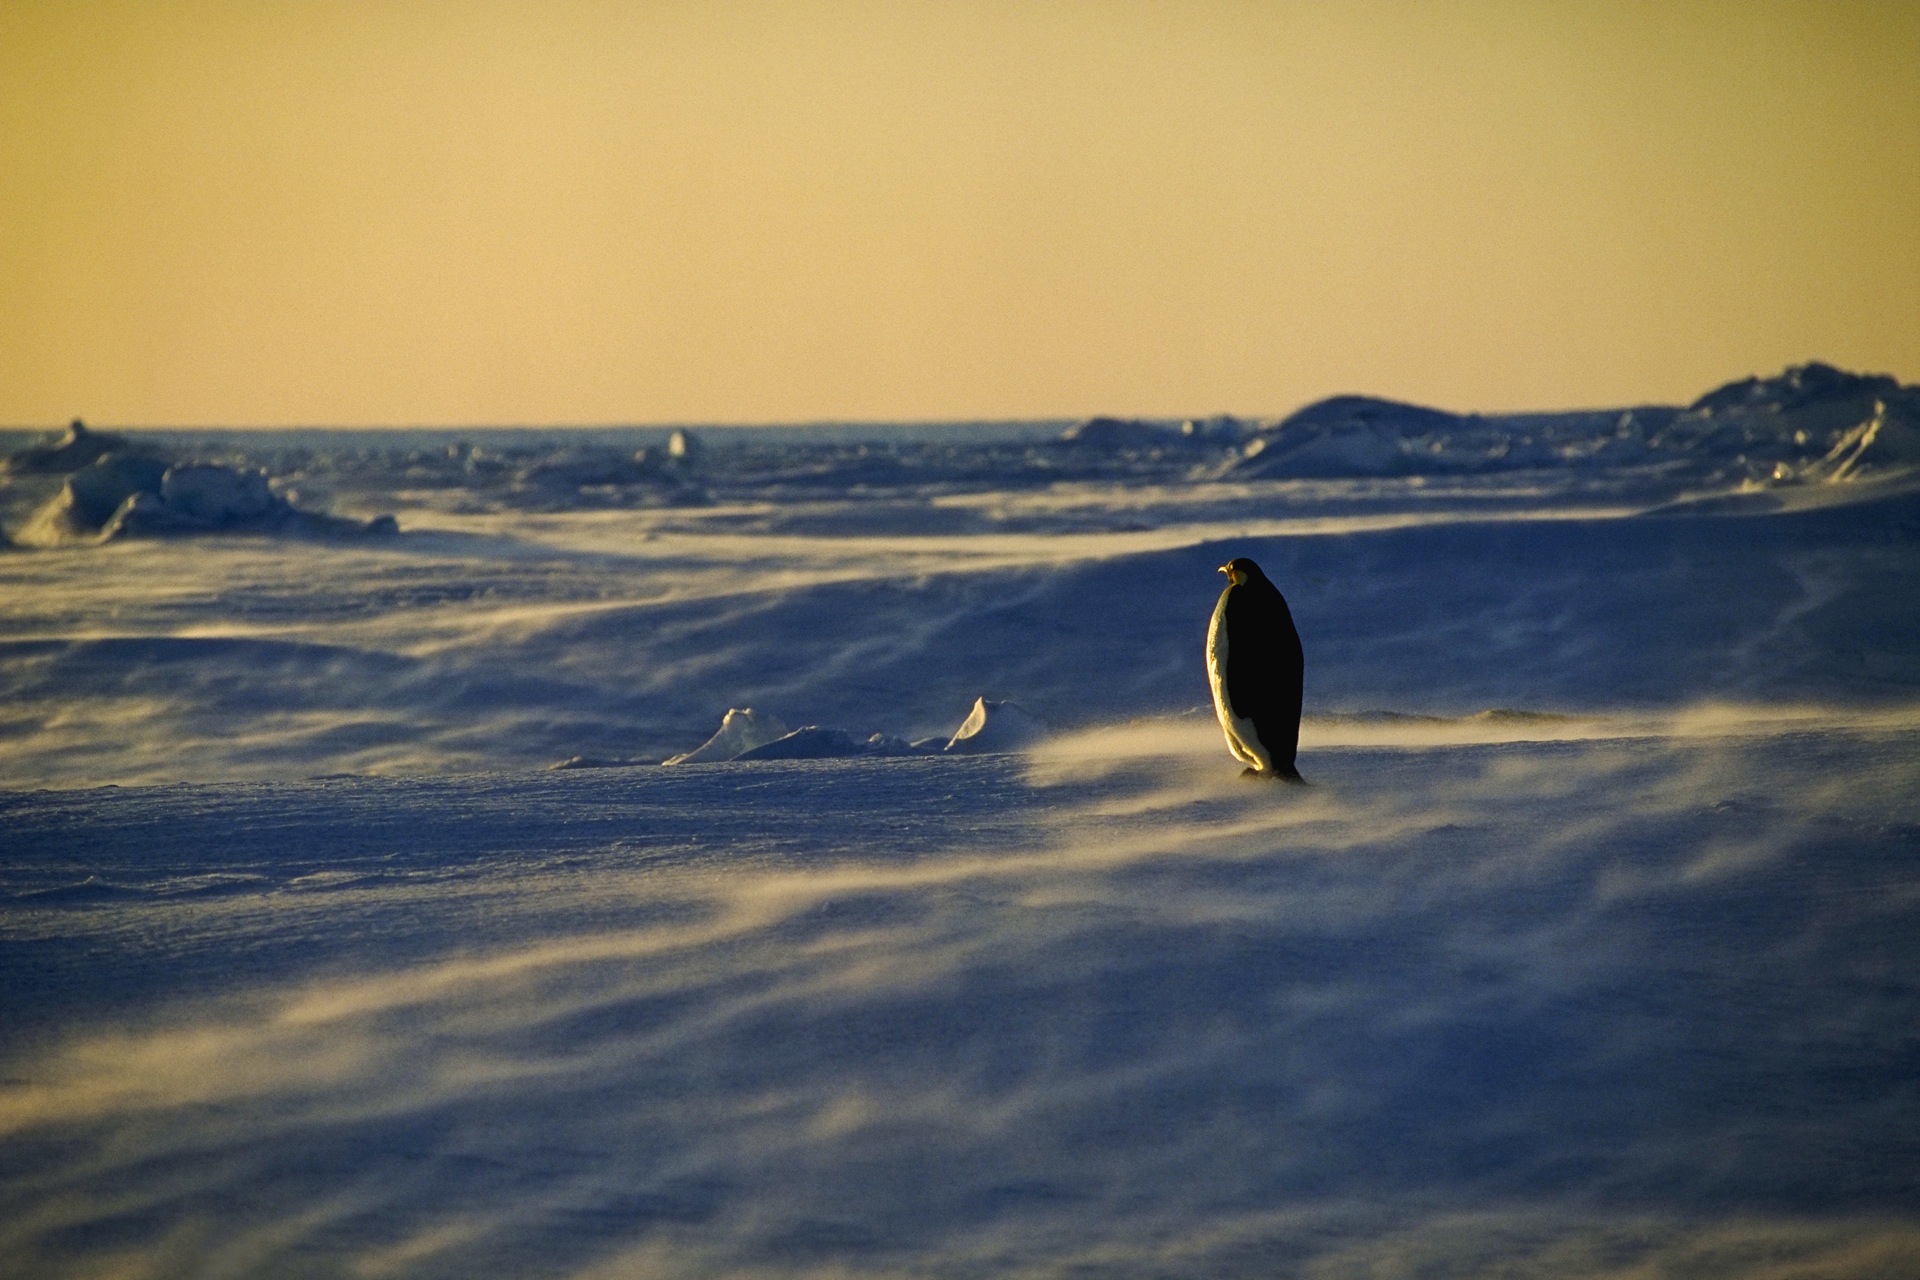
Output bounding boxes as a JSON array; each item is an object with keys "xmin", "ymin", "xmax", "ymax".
[{"xmin": 1207, "ymin": 594, "xmax": 1274, "ymax": 772}]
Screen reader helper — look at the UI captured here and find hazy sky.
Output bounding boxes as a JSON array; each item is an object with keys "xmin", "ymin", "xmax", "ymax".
[{"xmin": 3, "ymin": 1, "xmax": 1916, "ymax": 426}]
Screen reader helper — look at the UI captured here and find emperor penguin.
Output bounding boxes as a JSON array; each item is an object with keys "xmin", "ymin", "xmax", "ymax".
[{"xmin": 1207, "ymin": 557, "xmax": 1305, "ymax": 781}]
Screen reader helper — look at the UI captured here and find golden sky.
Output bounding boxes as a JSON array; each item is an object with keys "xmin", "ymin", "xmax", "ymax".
[{"xmin": 3, "ymin": 0, "xmax": 1916, "ymax": 426}]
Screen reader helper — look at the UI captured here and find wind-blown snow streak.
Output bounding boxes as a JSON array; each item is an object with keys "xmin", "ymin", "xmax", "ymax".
[
  {"xmin": 2, "ymin": 487, "xmax": 1916, "ymax": 786},
  {"xmin": 3, "ymin": 726, "xmax": 1917, "ymax": 1277}
]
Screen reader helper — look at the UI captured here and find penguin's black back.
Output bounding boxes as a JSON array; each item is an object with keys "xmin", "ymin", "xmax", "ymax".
[{"xmin": 1223, "ymin": 562, "xmax": 1304, "ymax": 773}]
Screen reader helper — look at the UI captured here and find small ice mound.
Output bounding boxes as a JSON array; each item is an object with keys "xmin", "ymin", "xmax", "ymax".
[
  {"xmin": 667, "ymin": 428, "xmax": 702, "ymax": 463},
  {"xmin": 734, "ymin": 727, "xmax": 866, "ymax": 761},
  {"xmin": 1059, "ymin": 416, "xmax": 1181, "ymax": 451},
  {"xmin": 160, "ymin": 464, "xmax": 276, "ymax": 522},
  {"xmin": 943, "ymin": 697, "xmax": 1047, "ymax": 754},
  {"xmin": 733, "ymin": 729, "xmax": 929, "ymax": 761},
  {"xmin": 662, "ymin": 707, "xmax": 789, "ymax": 765},
  {"xmin": 0, "ymin": 419, "xmax": 130, "ymax": 475},
  {"xmin": 1793, "ymin": 400, "xmax": 1920, "ymax": 484},
  {"xmin": 13, "ymin": 452, "xmax": 398, "ymax": 546},
  {"xmin": 547, "ymin": 755, "xmax": 652, "ymax": 771},
  {"xmin": 1235, "ymin": 422, "xmax": 1414, "ymax": 478},
  {"xmin": 15, "ymin": 452, "xmax": 168, "ymax": 545},
  {"xmin": 1689, "ymin": 361, "xmax": 1901, "ymax": 416},
  {"xmin": 1469, "ymin": 707, "xmax": 1581, "ymax": 725}
]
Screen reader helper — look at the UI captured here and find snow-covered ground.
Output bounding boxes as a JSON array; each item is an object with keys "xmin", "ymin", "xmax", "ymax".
[{"xmin": 4, "ymin": 366, "xmax": 1919, "ymax": 1276}]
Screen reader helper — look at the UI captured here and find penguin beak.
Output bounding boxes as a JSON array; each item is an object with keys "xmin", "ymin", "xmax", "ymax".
[{"xmin": 1217, "ymin": 562, "xmax": 1238, "ymax": 584}]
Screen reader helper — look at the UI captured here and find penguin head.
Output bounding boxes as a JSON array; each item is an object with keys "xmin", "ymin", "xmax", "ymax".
[{"xmin": 1218, "ymin": 557, "xmax": 1264, "ymax": 587}]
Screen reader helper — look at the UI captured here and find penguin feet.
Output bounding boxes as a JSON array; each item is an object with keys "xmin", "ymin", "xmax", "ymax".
[{"xmin": 1241, "ymin": 766, "xmax": 1309, "ymax": 785}]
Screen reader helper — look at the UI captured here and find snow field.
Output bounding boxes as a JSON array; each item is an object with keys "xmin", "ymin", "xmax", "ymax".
[
  {"xmin": 3, "ymin": 722, "xmax": 1918, "ymax": 1277},
  {"xmin": 3, "ymin": 375, "xmax": 1918, "ymax": 1275},
  {"xmin": 3, "ymin": 487, "xmax": 1917, "ymax": 788}
]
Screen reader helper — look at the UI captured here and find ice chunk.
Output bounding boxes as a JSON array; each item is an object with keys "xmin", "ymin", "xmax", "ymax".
[
  {"xmin": 0, "ymin": 419, "xmax": 131, "ymax": 475},
  {"xmin": 1242, "ymin": 424, "xmax": 1411, "ymax": 477},
  {"xmin": 861, "ymin": 732, "xmax": 923, "ymax": 756},
  {"xmin": 1794, "ymin": 400, "xmax": 1920, "ymax": 484},
  {"xmin": 162, "ymin": 464, "xmax": 277, "ymax": 523},
  {"xmin": 546, "ymin": 755, "xmax": 652, "ymax": 770},
  {"xmin": 101, "ymin": 490, "xmax": 180, "ymax": 537},
  {"xmin": 1060, "ymin": 416, "xmax": 1180, "ymax": 450},
  {"xmin": 14, "ymin": 452, "xmax": 166, "ymax": 544},
  {"xmin": 662, "ymin": 707, "xmax": 789, "ymax": 765},
  {"xmin": 1180, "ymin": 414, "xmax": 1253, "ymax": 443},
  {"xmin": 513, "ymin": 446, "xmax": 654, "ymax": 489},
  {"xmin": 13, "ymin": 450, "xmax": 394, "ymax": 546},
  {"xmin": 1689, "ymin": 361, "xmax": 1901, "ymax": 415},
  {"xmin": 70, "ymin": 453, "xmax": 170, "ymax": 525},
  {"xmin": 943, "ymin": 697, "xmax": 1047, "ymax": 754}
]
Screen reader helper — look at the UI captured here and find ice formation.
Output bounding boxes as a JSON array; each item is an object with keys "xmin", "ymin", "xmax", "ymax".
[
  {"xmin": 667, "ymin": 428, "xmax": 702, "ymax": 462},
  {"xmin": 1059, "ymin": 416, "xmax": 1185, "ymax": 450},
  {"xmin": 1229, "ymin": 362, "xmax": 1920, "ymax": 484},
  {"xmin": 0, "ymin": 419, "xmax": 129, "ymax": 475},
  {"xmin": 7, "ymin": 435, "xmax": 397, "ymax": 547},
  {"xmin": 655, "ymin": 698, "xmax": 1049, "ymax": 766},
  {"xmin": 661, "ymin": 707, "xmax": 791, "ymax": 765},
  {"xmin": 3, "ymin": 360, "xmax": 1915, "ymax": 786},
  {"xmin": 943, "ymin": 697, "xmax": 1048, "ymax": 754}
]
